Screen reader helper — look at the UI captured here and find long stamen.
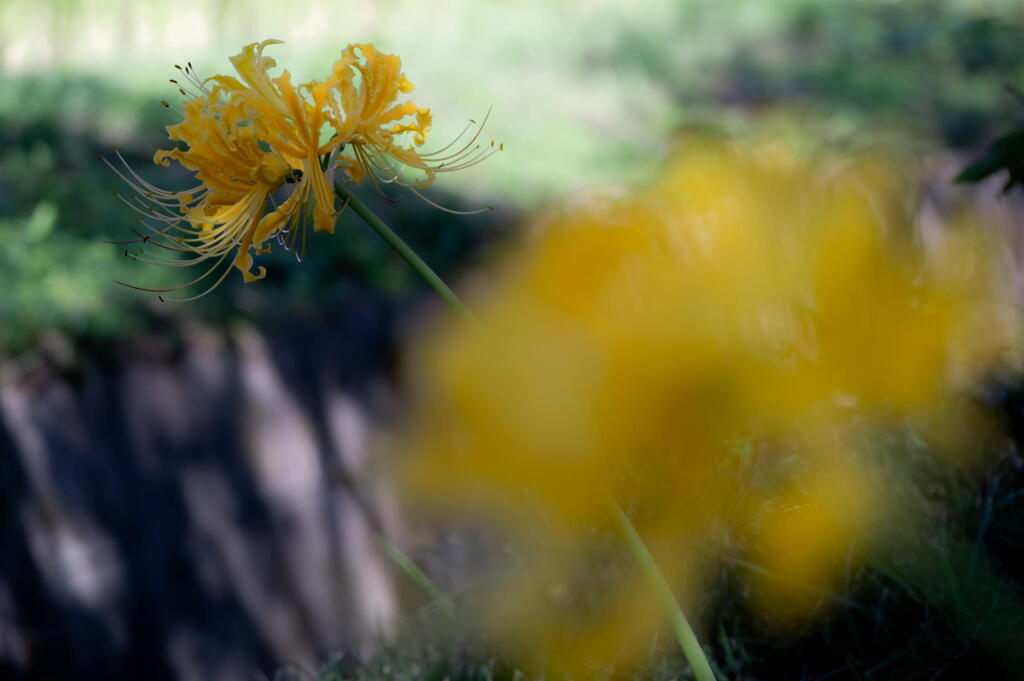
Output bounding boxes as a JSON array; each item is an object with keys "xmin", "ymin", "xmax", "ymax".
[
  {"xmin": 180, "ymin": 63, "xmax": 211, "ymax": 95},
  {"xmin": 431, "ymin": 146, "xmax": 500, "ymax": 173},
  {"xmin": 103, "ymin": 220, "xmax": 189, "ymax": 248},
  {"xmin": 107, "ymin": 151, "xmax": 205, "ymax": 198},
  {"xmin": 115, "ymin": 249, "xmax": 233, "ymax": 292},
  {"xmin": 415, "ymin": 115, "xmax": 478, "ymax": 158},
  {"xmin": 419, "ymin": 108, "xmax": 493, "ymax": 161},
  {"xmin": 355, "ymin": 146, "xmax": 402, "ymax": 202},
  {"xmin": 161, "ymin": 99, "xmax": 183, "ymax": 115},
  {"xmin": 161, "ymin": 262, "xmax": 238, "ymax": 302},
  {"xmin": 112, "ymin": 191, "xmax": 186, "ymax": 225},
  {"xmin": 406, "ymin": 185, "xmax": 492, "ymax": 215}
]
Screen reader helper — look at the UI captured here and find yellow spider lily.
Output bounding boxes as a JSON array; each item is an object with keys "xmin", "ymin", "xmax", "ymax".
[
  {"xmin": 106, "ymin": 42, "xmax": 338, "ymax": 297},
  {"xmin": 107, "ymin": 40, "xmax": 497, "ymax": 299},
  {"xmin": 324, "ymin": 43, "xmax": 500, "ymax": 213}
]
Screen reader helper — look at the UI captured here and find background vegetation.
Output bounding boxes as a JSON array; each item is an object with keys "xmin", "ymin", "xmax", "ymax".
[{"xmin": 2, "ymin": 0, "xmax": 1023, "ymax": 355}]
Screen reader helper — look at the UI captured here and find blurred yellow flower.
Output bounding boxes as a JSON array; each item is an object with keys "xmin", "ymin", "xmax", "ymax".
[
  {"xmin": 108, "ymin": 40, "xmax": 496, "ymax": 298},
  {"xmin": 397, "ymin": 141, "xmax": 1021, "ymax": 679}
]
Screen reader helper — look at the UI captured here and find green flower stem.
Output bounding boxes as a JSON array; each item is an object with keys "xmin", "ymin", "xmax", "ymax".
[
  {"xmin": 334, "ymin": 181, "xmax": 475, "ymax": 321},
  {"xmin": 612, "ymin": 502, "xmax": 717, "ymax": 681}
]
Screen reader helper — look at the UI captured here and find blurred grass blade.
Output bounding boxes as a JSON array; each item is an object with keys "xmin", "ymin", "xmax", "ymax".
[
  {"xmin": 378, "ymin": 536, "xmax": 456, "ymax": 618},
  {"xmin": 612, "ymin": 502, "xmax": 717, "ymax": 681}
]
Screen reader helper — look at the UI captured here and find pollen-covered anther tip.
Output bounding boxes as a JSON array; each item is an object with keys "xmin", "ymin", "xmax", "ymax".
[
  {"xmin": 174, "ymin": 64, "xmax": 183, "ymax": 70},
  {"xmin": 499, "ymin": 143, "xmax": 504, "ymax": 151},
  {"xmin": 161, "ymin": 100, "xmax": 170, "ymax": 108}
]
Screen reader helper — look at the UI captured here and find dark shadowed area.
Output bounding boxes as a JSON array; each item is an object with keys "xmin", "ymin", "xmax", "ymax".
[{"xmin": 0, "ymin": 303, "xmax": 408, "ymax": 680}]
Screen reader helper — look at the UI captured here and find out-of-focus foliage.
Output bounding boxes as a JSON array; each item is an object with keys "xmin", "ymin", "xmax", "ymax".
[
  {"xmin": 0, "ymin": 77, "xmax": 173, "ymax": 352},
  {"xmin": 397, "ymin": 140, "xmax": 1022, "ymax": 680},
  {"xmin": 1, "ymin": 0, "xmax": 1022, "ymax": 354},
  {"xmin": 958, "ymin": 127, "xmax": 1024, "ymax": 192},
  {"xmin": 666, "ymin": 0, "xmax": 1024, "ymax": 148}
]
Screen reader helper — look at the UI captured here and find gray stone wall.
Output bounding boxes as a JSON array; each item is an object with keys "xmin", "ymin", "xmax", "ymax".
[{"xmin": 0, "ymin": 304, "xmax": 404, "ymax": 681}]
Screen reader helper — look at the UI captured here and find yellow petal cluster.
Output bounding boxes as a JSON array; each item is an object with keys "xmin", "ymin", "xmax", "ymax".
[
  {"xmin": 397, "ymin": 141, "xmax": 1021, "ymax": 678},
  {"xmin": 322, "ymin": 44, "xmax": 497, "ymax": 193},
  {"xmin": 109, "ymin": 40, "xmax": 494, "ymax": 298}
]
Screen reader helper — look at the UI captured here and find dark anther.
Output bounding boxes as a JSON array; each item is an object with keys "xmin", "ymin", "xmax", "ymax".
[{"xmin": 285, "ymin": 168, "xmax": 304, "ymax": 184}]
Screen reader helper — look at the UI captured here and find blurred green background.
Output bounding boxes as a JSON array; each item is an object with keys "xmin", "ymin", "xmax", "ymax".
[{"xmin": 2, "ymin": 0, "xmax": 1023, "ymax": 356}]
